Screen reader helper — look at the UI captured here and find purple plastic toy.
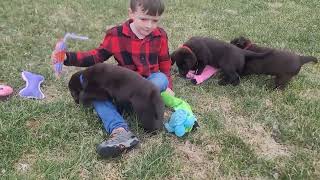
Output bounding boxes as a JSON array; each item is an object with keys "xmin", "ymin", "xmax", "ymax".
[{"xmin": 19, "ymin": 71, "xmax": 45, "ymax": 99}]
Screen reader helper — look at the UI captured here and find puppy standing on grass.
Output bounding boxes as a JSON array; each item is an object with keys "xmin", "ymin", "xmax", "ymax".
[
  {"xmin": 171, "ymin": 36, "xmax": 272, "ymax": 86},
  {"xmin": 68, "ymin": 63, "xmax": 164, "ymax": 132},
  {"xmin": 230, "ymin": 36, "xmax": 318, "ymax": 89}
]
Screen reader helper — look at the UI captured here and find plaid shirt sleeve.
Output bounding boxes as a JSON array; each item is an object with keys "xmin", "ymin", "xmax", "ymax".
[
  {"xmin": 64, "ymin": 31, "xmax": 113, "ymax": 67},
  {"xmin": 158, "ymin": 30, "xmax": 173, "ymax": 89}
]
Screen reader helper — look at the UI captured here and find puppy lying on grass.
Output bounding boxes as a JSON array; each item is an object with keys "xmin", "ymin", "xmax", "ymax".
[
  {"xmin": 230, "ymin": 36, "xmax": 318, "ymax": 89},
  {"xmin": 171, "ymin": 36, "xmax": 272, "ymax": 86},
  {"xmin": 68, "ymin": 63, "xmax": 164, "ymax": 132}
]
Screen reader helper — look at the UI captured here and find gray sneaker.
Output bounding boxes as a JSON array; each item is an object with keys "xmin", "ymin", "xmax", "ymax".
[{"xmin": 96, "ymin": 130, "xmax": 140, "ymax": 158}]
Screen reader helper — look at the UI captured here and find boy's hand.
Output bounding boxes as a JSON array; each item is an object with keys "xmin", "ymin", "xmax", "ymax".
[
  {"xmin": 51, "ymin": 39, "xmax": 67, "ymax": 77},
  {"xmin": 51, "ymin": 50, "xmax": 66, "ymax": 64},
  {"xmin": 51, "ymin": 50, "xmax": 66, "ymax": 77},
  {"xmin": 51, "ymin": 39, "xmax": 67, "ymax": 63}
]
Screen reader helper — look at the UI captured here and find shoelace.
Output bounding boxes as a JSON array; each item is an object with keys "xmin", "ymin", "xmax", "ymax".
[{"xmin": 107, "ymin": 130, "xmax": 128, "ymax": 144}]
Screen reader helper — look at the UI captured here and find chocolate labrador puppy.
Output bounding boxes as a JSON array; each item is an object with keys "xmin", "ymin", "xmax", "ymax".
[
  {"xmin": 230, "ymin": 36, "xmax": 318, "ymax": 89},
  {"xmin": 68, "ymin": 63, "xmax": 164, "ymax": 132},
  {"xmin": 171, "ymin": 36, "xmax": 272, "ymax": 86}
]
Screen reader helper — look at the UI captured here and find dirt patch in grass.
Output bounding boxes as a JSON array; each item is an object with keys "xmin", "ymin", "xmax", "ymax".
[
  {"xmin": 231, "ymin": 117, "xmax": 290, "ymax": 160},
  {"xmin": 191, "ymin": 93, "xmax": 216, "ymax": 114},
  {"xmin": 268, "ymin": 2, "xmax": 283, "ymax": 9},
  {"xmin": 298, "ymin": 89, "xmax": 320, "ymax": 100},
  {"xmin": 42, "ymin": 84, "xmax": 60, "ymax": 102},
  {"xmin": 219, "ymin": 97, "xmax": 233, "ymax": 113},
  {"xmin": 93, "ymin": 162, "xmax": 122, "ymax": 180},
  {"xmin": 173, "ymin": 136, "xmax": 251, "ymax": 179},
  {"xmin": 26, "ymin": 118, "xmax": 42, "ymax": 136},
  {"xmin": 15, "ymin": 153, "xmax": 37, "ymax": 174},
  {"xmin": 174, "ymin": 138, "xmax": 222, "ymax": 179},
  {"xmin": 41, "ymin": 149, "xmax": 67, "ymax": 164},
  {"xmin": 217, "ymin": 97, "xmax": 290, "ymax": 160},
  {"xmin": 78, "ymin": 167, "xmax": 91, "ymax": 179}
]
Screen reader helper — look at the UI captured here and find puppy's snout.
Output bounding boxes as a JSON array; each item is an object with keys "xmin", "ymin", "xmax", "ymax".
[
  {"xmin": 178, "ymin": 73, "xmax": 187, "ymax": 78},
  {"xmin": 178, "ymin": 70, "xmax": 188, "ymax": 78}
]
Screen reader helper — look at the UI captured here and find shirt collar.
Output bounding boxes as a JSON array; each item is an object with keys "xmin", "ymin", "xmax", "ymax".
[{"xmin": 122, "ymin": 19, "xmax": 161, "ymax": 38}]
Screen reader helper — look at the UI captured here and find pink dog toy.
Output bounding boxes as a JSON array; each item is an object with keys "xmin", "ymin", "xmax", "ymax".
[
  {"xmin": 0, "ymin": 84, "xmax": 13, "ymax": 101},
  {"xmin": 186, "ymin": 65, "xmax": 218, "ymax": 85}
]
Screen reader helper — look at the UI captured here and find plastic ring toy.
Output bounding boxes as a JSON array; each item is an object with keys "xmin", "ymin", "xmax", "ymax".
[{"xmin": 0, "ymin": 84, "xmax": 13, "ymax": 100}]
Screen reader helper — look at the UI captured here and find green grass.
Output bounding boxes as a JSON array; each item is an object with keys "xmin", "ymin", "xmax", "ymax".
[
  {"xmin": 1, "ymin": 0, "xmax": 320, "ymax": 179},
  {"xmin": 122, "ymin": 137, "xmax": 176, "ymax": 179}
]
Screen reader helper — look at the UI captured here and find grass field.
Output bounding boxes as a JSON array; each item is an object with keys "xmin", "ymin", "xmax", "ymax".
[{"xmin": 1, "ymin": 0, "xmax": 320, "ymax": 179}]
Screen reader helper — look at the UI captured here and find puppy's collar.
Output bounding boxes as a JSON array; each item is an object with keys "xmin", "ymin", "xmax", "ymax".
[
  {"xmin": 79, "ymin": 73, "xmax": 84, "ymax": 87},
  {"xmin": 244, "ymin": 41, "xmax": 253, "ymax": 49},
  {"xmin": 179, "ymin": 44, "xmax": 198, "ymax": 72},
  {"xmin": 180, "ymin": 45, "xmax": 193, "ymax": 53}
]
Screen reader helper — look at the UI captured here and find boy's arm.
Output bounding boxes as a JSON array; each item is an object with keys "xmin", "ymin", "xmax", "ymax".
[
  {"xmin": 64, "ymin": 33, "xmax": 113, "ymax": 67},
  {"xmin": 158, "ymin": 31, "xmax": 173, "ymax": 89}
]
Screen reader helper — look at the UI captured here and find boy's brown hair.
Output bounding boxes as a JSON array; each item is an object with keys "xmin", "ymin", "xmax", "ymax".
[{"xmin": 130, "ymin": 0, "xmax": 165, "ymax": 16}]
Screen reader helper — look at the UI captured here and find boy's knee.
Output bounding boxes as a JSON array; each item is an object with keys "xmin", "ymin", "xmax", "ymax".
[
  {"xmin": 148, "ymin": 72, "xmax": 168, "ymax": 92},
  {"xmin": 93, "ymin": 100, "xmax": 115, "ymax": 110},
  {"xmin": 157, "ymin": 72, "xmax": 169, "ymax": 88}
]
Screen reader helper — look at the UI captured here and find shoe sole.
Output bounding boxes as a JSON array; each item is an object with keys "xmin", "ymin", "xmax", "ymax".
[{"xmin": 96, "ymin": 139, "xmax": 140, "ymax": 158}]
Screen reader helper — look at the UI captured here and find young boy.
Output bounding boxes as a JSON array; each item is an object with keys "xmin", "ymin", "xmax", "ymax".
[{"xmin": 52, "ymin": 0, "xmax": 172, "ymax": 158}]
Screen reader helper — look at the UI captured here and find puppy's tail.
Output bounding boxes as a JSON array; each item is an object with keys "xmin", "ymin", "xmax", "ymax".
[
  {"xmin": 300, "ymin": 56, "xmax": 318, "ymax": 65},
  {"xmin": 243, "ymin": 49, "xmax": 273, "ymax": 59}
]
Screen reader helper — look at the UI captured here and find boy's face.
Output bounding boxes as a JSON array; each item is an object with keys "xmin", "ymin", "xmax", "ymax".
[{"xmin": 129, "ymin": 6, "xmax": 161, "ymax": 38}]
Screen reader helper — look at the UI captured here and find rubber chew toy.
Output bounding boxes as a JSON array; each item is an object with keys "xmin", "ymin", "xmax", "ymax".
[
  {"xmin": 186, "ymin": 65, "xmax": 218, "ymax": 85},
  {"xmin": 0, "ymin": 84, "xmax": 13, "ymax": 101},
  {"xmin": 161, "ymin": 91, "xmax": 199, "ymax": 137},
  {"xmin": 52, "ymin": 33, "xmax": 89, "ymax": 77},
  {"xmin": 19, "ymin": 71, "xmax": 45, "ymax": 99},
  {"xmin": 164, "ymin": 109, "xmax": 196, "ymax": 137}
]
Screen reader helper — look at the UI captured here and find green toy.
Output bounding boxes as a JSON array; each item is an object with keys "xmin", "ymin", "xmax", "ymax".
[
  {"xmin": 161, "ymin": 91, "xmax": 192, "ymax": 113},
  {"xmin": 161, "ymin": 91, "xmax": 199, "ymax": 137}
]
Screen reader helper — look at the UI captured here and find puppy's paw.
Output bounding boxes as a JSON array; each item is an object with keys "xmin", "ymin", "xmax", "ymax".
[
  {"xmin": 231, "ymin": 77, "xmax": 240, "ymax": 86},
  {"xmin": 273, "ymin": 85, "xmax": 286, "ymax": 91},
  {"xmin": 79, "ymin": 99, "xmax": 92, "ymax": 107},
  {"xmin": 191, "ymin": 79, "xmax": 198, "ymax": 85},
  {"xmin": 79, "ymin": 91, "xmax": 93, "ymax": 107},
  {"xmin": 218, "ymin": 79, "xmax": 228, "ymax": 86},
  {"xmin": 232, "ymin": 81, "xmax": 240, "ymax": 86}
]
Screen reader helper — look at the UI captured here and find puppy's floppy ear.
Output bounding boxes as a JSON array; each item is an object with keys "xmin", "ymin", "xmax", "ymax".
[
  {"xmin": 78, "ymin": 90, "xmax": 92, "ymax": 106},
  {"xmin": 170, "ymin": 51, "xmax": 176, "ymax": 65},
  {"xmin": 170, "ymin": 48, "xmax": 190, "ymax": 65},
  {"xmin": 230, "ymin": 37, "xmax": 238, "ymax": 44},
  {"xmin": 239, "ymin": 36, "xmax": 252, "ymax": 48},
  {"xmin": 68, "ymin": 71, "xmax": 84, "ymax": 104},
  {"xmin": 80, "ymin": 70, "xmax": 91, "ymax": 90},
  {"xmin": 230, "ymin": 36, "xmax": 250, "ymax": 49}
]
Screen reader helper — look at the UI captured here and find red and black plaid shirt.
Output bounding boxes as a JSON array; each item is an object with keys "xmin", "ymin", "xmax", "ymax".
[{"xmin": 64, "ymin": 19, "xmax": 173, "ymax": 89}]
